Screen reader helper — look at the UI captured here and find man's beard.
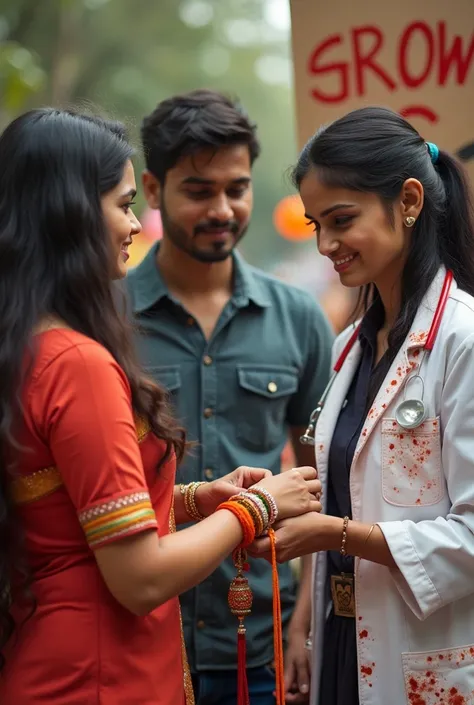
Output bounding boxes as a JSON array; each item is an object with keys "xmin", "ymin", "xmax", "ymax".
[{"xmin": 159, "ymin": 198, "xmax": 247, "ymax": 263}]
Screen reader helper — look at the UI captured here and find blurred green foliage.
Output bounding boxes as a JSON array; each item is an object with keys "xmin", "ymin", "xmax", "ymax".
[{"xmin": 0, "ymin": 0, "xmax": 313, "ymax": 269}]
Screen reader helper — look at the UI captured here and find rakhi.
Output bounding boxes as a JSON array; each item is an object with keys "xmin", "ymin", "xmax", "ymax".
[{"xmin": 218, "ymin": 491, "xmax": 285, "ymax": 705}]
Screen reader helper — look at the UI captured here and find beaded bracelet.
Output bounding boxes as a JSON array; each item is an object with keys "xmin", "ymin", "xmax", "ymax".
[
  {"xmin": 241, "ymin": 492, "xmax": 270, "ymax": 530},
  {"xmin": 233, "ymin": 495, "xmax": 265, "ymax": 537},
  {"xmin": 340, "ymin": 515, "xmax": 349, "ymax": 556},
  {"xmin": 217, "ymin": 489, "xmax": 274, "ymax": 541},
  {"xmin": 180, "ymin": 482, "xmax": 206, "ymax": 522},
  {"xmin": 247, "ymin": 487, "xmax": 278, "ymax": 525}
]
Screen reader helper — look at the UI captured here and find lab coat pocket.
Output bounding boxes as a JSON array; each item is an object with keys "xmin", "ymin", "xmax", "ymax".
[
  {"xmin": 381, "ymin": 417, "xmax": 444, "ymax": 507},
  {"xmin": 402, "ymin": 644, "xmax": 474, "ymax": 704}
]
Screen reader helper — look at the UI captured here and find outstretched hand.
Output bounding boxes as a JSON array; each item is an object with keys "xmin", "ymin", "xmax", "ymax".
[
  {"xmin": 194, "ymin": 466, "xmax": 272, "ymax": 518},
  {"xmin": 248, "ymin": 512, "xmax": 327, "ymax": 563}
]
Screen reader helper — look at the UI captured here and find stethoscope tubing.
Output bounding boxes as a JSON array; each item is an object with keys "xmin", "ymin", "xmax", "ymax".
[{"xmin": 300, "ymin": 271, "xmax": 453, "ymax": 445}]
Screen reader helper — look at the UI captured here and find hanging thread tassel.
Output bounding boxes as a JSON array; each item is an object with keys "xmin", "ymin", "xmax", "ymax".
[
  {"xmin": 228, "ymin": 548, "xmax": 253, "ymax": 705},
  {"xmin": 269, "ymin": 528, "xmax": 285, "ymax": 705}
]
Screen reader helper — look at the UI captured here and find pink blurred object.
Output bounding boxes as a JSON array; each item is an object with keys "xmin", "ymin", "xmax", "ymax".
[{"xmin": 139, "ymin": 207, "xmax": 163, "ymax": 241}]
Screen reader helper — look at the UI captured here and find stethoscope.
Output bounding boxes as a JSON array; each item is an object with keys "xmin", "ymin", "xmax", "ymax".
[{"xmin": 300, "ymin": 270, "xmax": 453, "ymax": 445}]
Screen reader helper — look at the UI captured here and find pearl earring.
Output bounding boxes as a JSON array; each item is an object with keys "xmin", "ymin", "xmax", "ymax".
[{"xmin": 404, "ymin": 216, "xmax": 416, "ymax": 227}]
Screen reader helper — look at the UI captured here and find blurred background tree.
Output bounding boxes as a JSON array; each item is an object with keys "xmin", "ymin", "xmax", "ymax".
[{"xmin": 0, "ymin": 0, "xmax": 322, "ymax": 271}]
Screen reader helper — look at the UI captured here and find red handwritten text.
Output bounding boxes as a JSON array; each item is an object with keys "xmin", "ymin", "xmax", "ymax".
[{"xmin": 307, "ymin": 22, "xmax": 474, "ymax": 104}]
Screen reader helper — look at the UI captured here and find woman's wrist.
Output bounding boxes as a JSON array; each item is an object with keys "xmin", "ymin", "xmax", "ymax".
[{"xmin": 319, "ymin": 513, "xmax": 345, "ymax": 552}]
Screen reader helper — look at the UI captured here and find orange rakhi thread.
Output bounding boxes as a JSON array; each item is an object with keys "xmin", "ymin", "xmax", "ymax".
[{"xmin": 269, "ymin": 528, "xmax": 285, "ymax": 705}]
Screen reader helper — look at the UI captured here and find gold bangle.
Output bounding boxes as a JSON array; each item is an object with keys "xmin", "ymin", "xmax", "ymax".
[
  {"xmin": 364, "ymin": 523, "xmax": 376, "ymax": 547},
  {"xmin": 180, "ymin": 482, "xmax": 206, "ymax": 521},
  {"xmin": 340, "ymin": 516, "xmax": 349, "ymax": 556}
]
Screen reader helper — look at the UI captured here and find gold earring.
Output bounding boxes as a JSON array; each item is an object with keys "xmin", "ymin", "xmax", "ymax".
[{"xmin": 404, "ymin": 216, "xmax": 416, "ymax": 227}]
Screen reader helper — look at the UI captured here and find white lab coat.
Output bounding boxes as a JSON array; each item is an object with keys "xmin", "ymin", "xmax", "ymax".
[{"xmin": 310, "ymin": 268, "xmax": 474, "ymax": 705}]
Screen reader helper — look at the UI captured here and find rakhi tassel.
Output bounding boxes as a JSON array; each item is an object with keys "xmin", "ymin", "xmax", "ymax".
[
  {"xmin": 228, "ymin": 549, "xmax": 252, "ymax": 705},
  {"xmin": 237, "ymin": 624, "xmax": 249, "ymax": 705},
  {"xmin": 269, "ymin": 528, "xmax": 285, "ymax": 705}
]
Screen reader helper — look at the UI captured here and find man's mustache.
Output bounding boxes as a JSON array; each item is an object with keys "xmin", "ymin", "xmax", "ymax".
[{"xmin": 194, "ymin": 220, "xmax": 240, "ymax": 235}]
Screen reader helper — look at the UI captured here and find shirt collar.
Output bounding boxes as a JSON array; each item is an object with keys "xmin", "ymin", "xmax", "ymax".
[{"xmin": 128, "ymin": 241, "xmax": 271, "ymax": 314}]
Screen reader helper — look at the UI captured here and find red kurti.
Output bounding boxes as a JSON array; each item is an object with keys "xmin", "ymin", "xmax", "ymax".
[{"xmin": 0, "ymin": 329, "xmax": 192, "ymax": 705}]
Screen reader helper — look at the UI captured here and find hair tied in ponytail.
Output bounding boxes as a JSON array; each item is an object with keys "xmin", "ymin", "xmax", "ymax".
[{"xmin": 426, "ymin": 142, "xmax": 439, "ymax": 165}]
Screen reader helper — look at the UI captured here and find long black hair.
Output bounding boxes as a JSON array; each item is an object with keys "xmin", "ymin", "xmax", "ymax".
[
  {"xmin": 0, "ymin": 109, "xmax": 185, "ymax": 659},
  {"xmin": 292, "ymin": 106, "xmax": 474, "ymax": 353}
]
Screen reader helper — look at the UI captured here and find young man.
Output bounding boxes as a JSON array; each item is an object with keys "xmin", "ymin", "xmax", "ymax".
[{"xmin": 126, "ymin": 90, "xmax": 333, "ymax": 705}]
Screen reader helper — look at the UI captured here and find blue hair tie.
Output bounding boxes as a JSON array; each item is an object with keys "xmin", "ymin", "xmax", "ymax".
[{"xmin": 426, "ymin": 141, "xmax": 439, "ymax": 165}]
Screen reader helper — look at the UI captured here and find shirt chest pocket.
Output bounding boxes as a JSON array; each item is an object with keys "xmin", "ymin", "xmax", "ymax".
[
  {"xmin": 381, "ymin": 417, "xmax": 444, "ymax": 507},
  {"xmin": 236, "ymin": 364, "xmax": 299, "ymax": 452},
  {"xmin": 145, "ymin": 365, "xmax": 181, "ymax": 409}
]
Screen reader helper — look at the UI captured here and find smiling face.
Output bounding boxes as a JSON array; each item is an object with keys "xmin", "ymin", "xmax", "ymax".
[
  {"xmin": 142, "ymin": 144, "xmax": 253, "ymax": 263},
  {"xmin": 101, "ymin": 160, "xmax": 142, "ymax": 279},
  {"xmin": 299, "ymin": 168, "xmax": 422, "ymax": 294}
]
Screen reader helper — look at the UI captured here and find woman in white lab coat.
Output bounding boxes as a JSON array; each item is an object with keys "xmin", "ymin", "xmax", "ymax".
[{"xmin": 252, "ymin": 106, "xmax": 474, "ymax": 705}]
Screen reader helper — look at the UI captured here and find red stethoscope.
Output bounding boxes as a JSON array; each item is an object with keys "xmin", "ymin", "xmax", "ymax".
[{"xmin": 300, "ymin": 270, "xmax": 453, "ymax": 445}]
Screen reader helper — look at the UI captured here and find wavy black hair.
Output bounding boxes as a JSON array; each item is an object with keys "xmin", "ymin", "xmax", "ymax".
[
  {"xmin": 0, "ymin": 108, "xmax": 185, "ymax": 661},
  {"xmin": 292, "ymin": 106, "xmax": 474, "ymax": 352}
]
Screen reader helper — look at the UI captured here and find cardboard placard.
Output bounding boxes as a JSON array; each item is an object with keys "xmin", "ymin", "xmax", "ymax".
[{"xmin": 290, "ymin": 0, "xmax": 474, "ymax": 181}]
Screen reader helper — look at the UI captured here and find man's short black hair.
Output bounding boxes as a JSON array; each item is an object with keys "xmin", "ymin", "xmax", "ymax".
[{"xmin": 141, "ymin": 89, "xmax": 261, "ymax": 184}]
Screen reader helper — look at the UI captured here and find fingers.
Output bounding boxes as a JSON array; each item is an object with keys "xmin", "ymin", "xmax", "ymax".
[
  {"xmin": 285, "ymin": 692, "xmax": 308, "ymax": 704},
  {"xmin": 295, "ymin": 657, "xmax": 311, "ymax": 697},
  {"xmin": 284, "ymin": 662, "xmax": 296, "ymax": 699},
  {"xmin": 247, "ymin": 536, "xmax": 271, "ymax": 557},
  {"xmin": 291, "ymin": 466, "xmax": 317, "ymax": 480},
  {"xmin": 306, "ymin": 479, "xmax": 322, "ymax": 496},
  {"xmin": 308, "ymin": 499, "xmax": 322, "ymax": 513},
  {"xmin": 231, "ymin": 466, "xmax": 273, "ymax": 489},
  {"xmin": 242, "ymin": 467, "xmax": 272, "ymax": 487}
]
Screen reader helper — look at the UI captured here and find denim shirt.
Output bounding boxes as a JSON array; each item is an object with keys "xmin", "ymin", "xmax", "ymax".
[{"xmin": 126, "ymin": 242, "xmax": 333, "ymax": 671}]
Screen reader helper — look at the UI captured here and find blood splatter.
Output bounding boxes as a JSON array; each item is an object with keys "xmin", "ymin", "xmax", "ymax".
[
  {"xmin": 359, "ymin": 629, "xmax": 368, "ymax": 639},
  {"xmin": 361, "ymin": 665, "xmax": 372, "ymax": 676},
  {"xmin": 448, "ymin": 687, "xmax": 466, "ymax": 705}
]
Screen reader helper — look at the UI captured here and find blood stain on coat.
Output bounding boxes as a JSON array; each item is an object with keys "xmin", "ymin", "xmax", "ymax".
[{"xmin": 448, "ymin": 687, "xmax": 466, "ymax": 705}]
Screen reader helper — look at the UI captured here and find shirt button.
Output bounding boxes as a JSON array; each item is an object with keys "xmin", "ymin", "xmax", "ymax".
[
  {"xmin": 204, "ymin": 468, "xmax": 214, "ymax": 480},
  {"xmin": 203, "ymin": 407, "xmax": 213, "ymax": 419},
  {"xmin": 186, "ymin": 316, "xmax": 195, "ymax": 326},
  {"xmin": 203, "ymin": 355, "xmax": 213, "ymax": 366},
  {"xmin": 197, "ymin": 620, "xmax": 206, "ymax": 629},
  {"xmin": 268, "ymin": 381, "xmax": 278, "ymax": 393}
]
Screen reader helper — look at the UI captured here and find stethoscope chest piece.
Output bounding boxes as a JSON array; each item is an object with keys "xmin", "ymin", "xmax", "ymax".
[{"xmin": 395, "ymin": 398, "xmax": 427, "ymax": 430}]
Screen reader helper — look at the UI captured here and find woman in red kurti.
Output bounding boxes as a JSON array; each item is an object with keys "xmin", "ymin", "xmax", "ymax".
[{"xmin": 0, "ymin": 109, "xmax": 320, "ymax": 704}]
